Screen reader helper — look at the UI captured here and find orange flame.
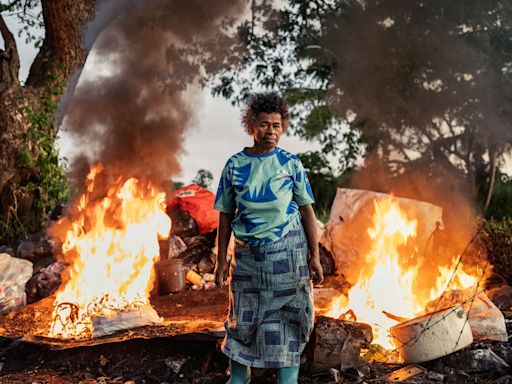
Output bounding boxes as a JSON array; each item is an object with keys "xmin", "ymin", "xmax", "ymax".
[
  {"xmin": 325, "ymin": 196, "xmax": 479, "ymax": 349},
  {"xmin": 49, "ymin": 164, "xmax": 171, "ymax": 339}
]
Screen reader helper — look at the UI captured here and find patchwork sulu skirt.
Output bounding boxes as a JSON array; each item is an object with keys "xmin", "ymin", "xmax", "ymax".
[{"xmin": 221, "ymin": 221, "xmax": 314, "ymax": 368}]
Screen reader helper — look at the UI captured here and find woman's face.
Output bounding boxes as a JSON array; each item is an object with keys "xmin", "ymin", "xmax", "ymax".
[{"xmin": 249, "ymin": 112, "xmax": 283, "ymax": 151}]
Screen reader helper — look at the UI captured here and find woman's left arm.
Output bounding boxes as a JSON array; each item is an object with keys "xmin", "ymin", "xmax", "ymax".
[{"xmin": 299, "ymin": 204, "xmax": 324, "ymax": 283}]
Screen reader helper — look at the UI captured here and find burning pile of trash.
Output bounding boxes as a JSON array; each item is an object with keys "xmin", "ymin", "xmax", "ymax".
[
  {"xmin": 0, "ymin": 183, "xmax": 222, "ymax": 308},
  {"xmin": 0, "ymin": 177, "xmax": 227, "ymax": 339},
  {"xmin": 303, "ymin": 188, "xmax": 512, "ymax": 382}
]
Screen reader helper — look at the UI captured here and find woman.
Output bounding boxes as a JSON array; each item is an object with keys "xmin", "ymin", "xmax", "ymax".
[{"xmin": 214, "ymin": 92, "xmax": 323, "ymax": 384}]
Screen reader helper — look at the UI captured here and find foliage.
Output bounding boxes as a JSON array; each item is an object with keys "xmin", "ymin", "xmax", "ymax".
[
  {"xmin": 0, "ymin": 0, "xmax": 44, "ymax": 46},
  {"xmin": 481, "ymin": 217, "xmax": 512, "ymax": 284},
  {"xmin": 192, "ymin": 169, "xmax": 214, "ymax": 189},
  {"xmin": 0, "ymin": 71, "xmax": 69, "ymax": 245},
  {"xmin": 209, "ymin": 0, "xmax": 512, "ymax": 204},
  {"xmin": 298, "ymin": 150, "xmax": 354, "ymax": 220},
  {"xmin": 172, "ymin": 181, "xmax": 184, "ymax": 190},
  {"xmin": 298, "ymin": 151, "xmax": 337, "ymax": 217},
  {"xmin": 485, "ymin": 172, "xmax": 512, "ymax": 219}
]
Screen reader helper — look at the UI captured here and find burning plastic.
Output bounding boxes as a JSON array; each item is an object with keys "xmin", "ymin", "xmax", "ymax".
[
  {"xmin": 322, "ymin": 191, "xmax": 481, "ymax": 350},
  {"xmin": 49, "ymin": 165, "xmax": 171, "ymax": 339}
]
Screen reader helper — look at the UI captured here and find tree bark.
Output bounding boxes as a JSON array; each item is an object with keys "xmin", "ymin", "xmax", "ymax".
[
  {"xmin": 0, "ymin": 13, "xmax": 20, "ymax": 95},
  {"xmin": 26, "ymin": 1, "xmax": 95, "ymax": 89},
  {"xmin": 484, "ymin": 149, "xmax": 497, "ymax": 211},
  {"xmin": 0, "ymin": 0, "xmax": 96, "ymax": 245}
]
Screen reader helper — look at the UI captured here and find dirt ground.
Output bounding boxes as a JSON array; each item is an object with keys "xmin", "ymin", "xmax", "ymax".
[
  {"xmin": 0, "ymin": 280, "xmax": 510, "ymax": 383},
  {"xmin": 0, "ymin": 336, "xmax": 509, "ymax": 384}
]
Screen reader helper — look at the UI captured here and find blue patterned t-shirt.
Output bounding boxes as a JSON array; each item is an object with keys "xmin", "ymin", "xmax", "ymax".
[{"xmin": 214, "ymin": 147, "xmax": 315, "ymax": 244}]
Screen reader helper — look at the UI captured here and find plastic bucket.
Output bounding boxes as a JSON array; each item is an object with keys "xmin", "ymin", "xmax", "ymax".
[{"xmin": 157, "ymin": 258, "xmax": 185, "ymax": 294}]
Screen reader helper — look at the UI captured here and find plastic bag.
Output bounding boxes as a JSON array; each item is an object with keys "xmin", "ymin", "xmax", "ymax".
[
  {"xmin": 0, "ymin": 253, "xmax": 33, "ymax": 314},
  {"xmin": 26, "ymin": 261, "xmax": 67, "ymax": 304},
  {"xmin": 167, "ymin": 184, "xmax": 219, "ymax": 235}
]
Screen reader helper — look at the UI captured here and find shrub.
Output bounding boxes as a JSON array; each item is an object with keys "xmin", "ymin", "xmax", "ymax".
[{"xmin": 481, "ymin": 218, "xmax": 512, "ymax": 284}]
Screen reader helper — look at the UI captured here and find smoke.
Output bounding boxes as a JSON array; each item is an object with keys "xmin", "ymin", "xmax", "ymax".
[
  {"xmin": 312, "ymin": 1, "xmax": 512, "ymax": 232},
  {"xmin": 60, "ymin": 0, "xmax": 246, "ymax": 188},
  {"xmin": 304, "ymin": 1, "xmax": 511, "ymax": 283},
  {"xmin": 322, "ymin": 1, "xmax": 510, "ymax": 143}
]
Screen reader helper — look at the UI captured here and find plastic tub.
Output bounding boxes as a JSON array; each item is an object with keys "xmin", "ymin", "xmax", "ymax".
[{"xmin": 390, "ymin": 305, "xmax": 473, "ymax": 363}]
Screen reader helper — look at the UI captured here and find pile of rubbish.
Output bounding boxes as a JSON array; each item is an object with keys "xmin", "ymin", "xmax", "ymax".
[
  {"xmin": 0, "ymin": 233, "xmax": 65, "ymax": 310},
  {"xmin": 155, "ymin": 184, "xmax": 223, "ymax": 293},
  {"xmin": 311, "ymin": 188, "xmax": 512, "ymax": 382}
]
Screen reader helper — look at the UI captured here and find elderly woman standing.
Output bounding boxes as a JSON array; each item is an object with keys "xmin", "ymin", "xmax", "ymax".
[{"xmin": 214, "ymin": 92, "xmax": 323, "ymax": 384}]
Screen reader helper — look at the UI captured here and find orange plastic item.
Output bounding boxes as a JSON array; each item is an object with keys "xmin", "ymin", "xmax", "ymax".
[{"xmin": 185, "ymin": 269, "xmax": 204, "ymax": 287}]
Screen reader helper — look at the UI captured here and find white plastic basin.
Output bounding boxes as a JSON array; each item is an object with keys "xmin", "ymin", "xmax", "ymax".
[{"xmin": 390, "ymin": 305, "xmax": 473, "ymax": 363}]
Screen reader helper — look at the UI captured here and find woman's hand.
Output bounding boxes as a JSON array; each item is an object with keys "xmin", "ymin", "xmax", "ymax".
[
  {"xmin": 216, "ymin": 211, "xmax": 235, "ymax": 288},
  {"xmin": 214, "ymin": 259, "xmax": 228, "ymax": 287},
  {"xmin": 308, "ymin": 253, "xmax": 324, "ymax": 284},
  {"xmin": 299, "ymin": 204, "xmax": 324, "ymax": 284}
]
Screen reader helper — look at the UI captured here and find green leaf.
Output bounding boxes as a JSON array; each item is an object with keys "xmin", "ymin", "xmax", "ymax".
[
  {"xmin": 284, "ymin": 88, "xmax": 326, "ymax": 106},
  {"xmin": 304, "ymin": 105, "xmax": 332, "ymax": 139}
]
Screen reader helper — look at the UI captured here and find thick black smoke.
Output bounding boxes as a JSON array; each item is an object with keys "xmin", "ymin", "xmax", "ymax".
[{"xmin": 61, "ymin": 0, "xmax": 245, "ymax": 187}]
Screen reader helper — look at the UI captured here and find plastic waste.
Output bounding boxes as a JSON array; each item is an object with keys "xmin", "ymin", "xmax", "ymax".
[{"xmin": 0, "ymin": 253, "xmax": 33, "ymax": 314}]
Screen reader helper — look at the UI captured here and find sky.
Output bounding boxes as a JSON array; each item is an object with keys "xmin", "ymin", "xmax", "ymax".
[{"xmin": 4, "ymin": 13, "xmax": 321, "ymax": 193}]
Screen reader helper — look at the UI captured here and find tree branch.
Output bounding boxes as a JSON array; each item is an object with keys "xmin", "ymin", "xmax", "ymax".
[
  {"xmin": 442, "ymin": 115, "xmax": 457, "ymax": 137},
  {"xmin": 422, "ymin": 122, "xmax": 467, "ymax": 164},
  {"xmin": 249, "ymin": 0, "xmax": 256, "ymax": 41},
  {"xmin": 0, "ymin": 0, "xmax": 23, "ymax": 13},
  {"xmin": 0, "ymin": 12, "xmax": 20, "ymax": 94},
  {"xmin": 484, "ymin": 148, "xmax": 497, "ymax": 211}
]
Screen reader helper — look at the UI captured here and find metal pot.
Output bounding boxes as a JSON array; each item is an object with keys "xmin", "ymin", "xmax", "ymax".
[
  {"xmin": 390, "ymin": 305, "xmax": 473, "ymax": 363},
  {"xmin": 156, "ymin": 258, "xmax": 186, "ymax": 294}
]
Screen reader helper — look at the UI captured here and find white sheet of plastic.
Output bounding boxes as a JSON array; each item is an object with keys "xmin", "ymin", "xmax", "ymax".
[
  {"xmin": 92, "ymin": 304, "xmax": 163, "ymax": 338},
  {"xmin": 320, "ymin": 188, "xmax": 443, "ymax": 284},
  {"xmin": 468, "ymin": 292, "xmax": 508, "ymax": 342},
  {"xmin": 0, "ymin": 252, "xmax": 33, "ymax": 314}
]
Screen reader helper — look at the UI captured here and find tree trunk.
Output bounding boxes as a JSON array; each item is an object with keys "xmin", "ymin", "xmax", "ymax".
[
  {"xmin": 484, "ymin": 149, "xmax": 497, "ymax": 212},
  {"xmin": 26, "ymin": 1, "xmax": 95, "ymax": 92},
  {"xmin": 0, "ymin": 0, "xmax": 96, "ymax": 245}
]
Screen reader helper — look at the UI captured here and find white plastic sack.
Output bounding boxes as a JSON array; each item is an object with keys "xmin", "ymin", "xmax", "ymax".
[
  {"xmin": 468, "ymin": 292, "xmax": 508, "ymax": 342},
  {"xmin": 0, "ymin": 253, "xmax": 33, "ymax": 314}
]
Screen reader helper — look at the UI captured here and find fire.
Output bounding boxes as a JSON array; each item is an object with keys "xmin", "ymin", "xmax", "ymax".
[
  {"xmin": 49, "ymin": 164, "xmax": 171, "ymax": 339},
  {"xmin": 325, "ymin": 196, "xmax": 479, "ymax": 350}
]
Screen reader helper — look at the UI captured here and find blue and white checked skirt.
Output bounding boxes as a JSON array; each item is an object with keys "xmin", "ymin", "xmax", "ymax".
[{"xmin": 221, "ymin": 222, "xmax": 314, "ymax": 368}]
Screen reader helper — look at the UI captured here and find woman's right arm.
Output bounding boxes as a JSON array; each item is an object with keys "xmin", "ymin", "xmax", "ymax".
[{"xmin": 215, "ymin": 211, "xmax": 235, "ymax": 286}]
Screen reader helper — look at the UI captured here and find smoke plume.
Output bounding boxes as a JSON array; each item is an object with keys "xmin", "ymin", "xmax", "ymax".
[
  {"xmin": 61, "ymin": 0, "xmax": 245, "ymax": 188},
  {"xmin": 317, "ymin": 1, "xmax": 511, "ymax": 226}
]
